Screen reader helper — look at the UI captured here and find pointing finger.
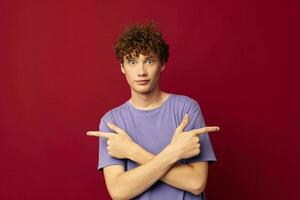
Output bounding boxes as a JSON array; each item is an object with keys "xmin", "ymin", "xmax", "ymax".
[
  {"xmin": 86, "ymin": 131, "xmax": 112, "ymax": 139},
  {"xmin": 188, "ymin": 126, "xmax": 220, "ymax": 136}
]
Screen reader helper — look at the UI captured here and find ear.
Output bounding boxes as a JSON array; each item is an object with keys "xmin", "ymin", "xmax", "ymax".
[
  {"xmin": 120, "ymin": 63, "xmax": 125, "ymax": 74},
  {"xmin": 160, "ymin": 64, "xmax": 165, "ymax": 72}
]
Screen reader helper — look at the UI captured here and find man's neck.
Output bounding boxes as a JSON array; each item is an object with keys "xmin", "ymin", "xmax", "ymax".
[{"xmin": 129, "ymin": 89, "xmax": 170, "ymax": 110}]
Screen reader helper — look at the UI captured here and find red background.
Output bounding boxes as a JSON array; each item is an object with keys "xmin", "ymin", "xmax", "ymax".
[{"xmin": 1, "ymin": 0, "xmax": 299, "ymax": 199}]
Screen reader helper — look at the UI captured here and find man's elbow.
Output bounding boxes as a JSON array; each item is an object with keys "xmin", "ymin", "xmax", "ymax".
[
  {"xmin": 190, "ymin": 179, "xmax": 206, "ymax": 195},
  {"xmin": 190, "ymin": 188, "xmax": 204, "ymax": 196},
  {"xmin": 108, "ymin": 182, "xmax": 132, "ymax": 200},
  {"xmin": 107, "ymin": 179, "xmax": 129, "ymax": 200},
  {"xmin": 111, "ymin": 194, "xmax": 126, "ymax": 200},
  {"xmin": 109, "ymin": 187, "xmax": 127, "ymax": 200}
]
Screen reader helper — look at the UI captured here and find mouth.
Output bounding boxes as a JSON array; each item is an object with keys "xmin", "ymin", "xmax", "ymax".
[{"xmin": 135, "ymin": 79, "xmax": 150, "ymax": 85}]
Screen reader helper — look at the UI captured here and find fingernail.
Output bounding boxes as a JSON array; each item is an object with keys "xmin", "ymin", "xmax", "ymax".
[
  {"xmin": 184, "ymin": 114, "xmax": 188, "ymax": 117},
  {"xmin": 107, "ymin": 122, "xmax": 111, "ymax": 126}
]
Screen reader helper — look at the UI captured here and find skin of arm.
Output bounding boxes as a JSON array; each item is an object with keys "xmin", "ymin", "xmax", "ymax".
[{"xmin": 128, "ymin": 143, "xmax": 208, "ymax": 195}]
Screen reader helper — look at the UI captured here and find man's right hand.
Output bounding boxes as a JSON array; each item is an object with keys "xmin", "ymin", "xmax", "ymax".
[{"xmin": 169, "ymin": 114, "xmax": 220, "ymax": 160}]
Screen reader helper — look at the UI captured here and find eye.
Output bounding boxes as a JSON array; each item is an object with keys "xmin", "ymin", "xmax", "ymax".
[
  {"xmin": 128, "ymin": 60, "xmax": 136, "ymax": 65},
  {"xmin": 146, "ymin": 59, "xmax": 153, "ymax": 64}
]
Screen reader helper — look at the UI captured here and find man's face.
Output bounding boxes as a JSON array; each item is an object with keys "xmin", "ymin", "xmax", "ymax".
[{"xmin": 121, "ymin": 53, "xmax": 165, "ymax": 95}]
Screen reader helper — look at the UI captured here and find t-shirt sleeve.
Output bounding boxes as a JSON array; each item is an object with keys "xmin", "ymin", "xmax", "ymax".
[
  {"xmin": 183, "ymin": 101, "xmax": 217, "ymax": 165},
  {"xmin": 97, "ymin": 113, "xmax": 126, "ymax": 171}
]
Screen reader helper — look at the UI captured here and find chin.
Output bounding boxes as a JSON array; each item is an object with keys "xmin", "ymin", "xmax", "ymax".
[
  {"xmin": 132, "ymin": 87, "xmax": 153, "ymax": 94},
  {"xmin": 137, "ymin": 89, "xmax": 152, "ymax": 94}
]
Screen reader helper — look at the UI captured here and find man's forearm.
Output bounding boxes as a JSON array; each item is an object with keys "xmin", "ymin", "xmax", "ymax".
[
  {"xmin": 128, "ymin": 143, "xmax": 202, "ymax": 194},
  {"xmin": 112, "ymin": 145, "xmax": 178, "ymax": 200}
]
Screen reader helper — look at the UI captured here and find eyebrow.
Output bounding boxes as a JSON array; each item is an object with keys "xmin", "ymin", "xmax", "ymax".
[
  {"xmin": 126, "ymin": 55, "xmax": 156, "ymax": 61},
  {"xmin": 127, "ymin": 56, "xmax": 155, "ymax": 60},
  {"xmin": 144, "ymin": 55, "xmax": 157, "ymax": 60}
]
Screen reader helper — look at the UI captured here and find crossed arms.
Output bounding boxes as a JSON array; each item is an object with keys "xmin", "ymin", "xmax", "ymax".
[{"xmin": 87, "ymin": 114, "xmax": 220, "ymax": 200}]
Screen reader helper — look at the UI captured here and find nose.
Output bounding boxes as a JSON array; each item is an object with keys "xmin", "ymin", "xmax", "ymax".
[{"xmin": 137, "ymin": 64, "xmax": 148, "ymax": 77}]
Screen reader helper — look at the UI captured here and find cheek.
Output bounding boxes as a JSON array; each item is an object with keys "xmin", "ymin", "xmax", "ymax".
[
  {"xmin": 151, "ymin": 68, "xmax": 162, "ymax": 78},
  {"xmin": 125, "ymin": 73, "xmax": 135, "ymax": 83}
]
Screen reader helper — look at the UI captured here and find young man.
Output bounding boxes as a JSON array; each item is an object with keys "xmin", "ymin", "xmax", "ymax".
[{"xmin": 87, "ymin": 22, "xmax": 220, "ymax": 200}]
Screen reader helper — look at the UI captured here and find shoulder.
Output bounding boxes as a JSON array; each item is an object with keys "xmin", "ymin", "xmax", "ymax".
[
  {"xmin": 100, "ymin": 101, "xmax": 128, "ymax": 122},
  {"xmin": 171, "ymin": 93, "xmax": 200, "ymax": 111}
]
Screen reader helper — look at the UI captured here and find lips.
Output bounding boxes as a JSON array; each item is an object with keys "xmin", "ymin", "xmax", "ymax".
[{"xmin": 135, "ymin": 79, "xmax": 150, "ymax": 85}]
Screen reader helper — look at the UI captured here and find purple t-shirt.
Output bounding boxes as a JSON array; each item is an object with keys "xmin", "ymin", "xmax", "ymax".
[{"xmin": 98, "ymin": 93, "xmax": 217, "ymax": 200}]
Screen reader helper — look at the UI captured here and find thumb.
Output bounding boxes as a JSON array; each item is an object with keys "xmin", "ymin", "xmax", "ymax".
[{"xmin": 175, "ymin": 114, "xmax": 189, "ymax": 134}]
